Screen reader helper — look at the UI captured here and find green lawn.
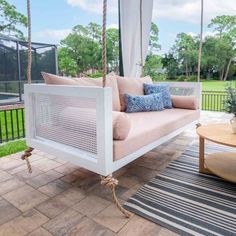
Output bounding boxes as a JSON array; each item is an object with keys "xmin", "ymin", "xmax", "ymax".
[
  {"xmin": 0, "ymin": 139, "xmax": 27, "ymax": 158},
  {"xmin": 201, "ymin": 80, "xmax": 236, "ymax": 91},
  {"xmin": 164, "ymin": 79, "xmax": 234, "ymax": 91}
]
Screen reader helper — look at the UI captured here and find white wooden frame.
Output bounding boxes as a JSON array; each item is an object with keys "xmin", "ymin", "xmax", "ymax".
[{"xmin": 24, "ymin": 82, "xmax": 201, "ymax": 176}]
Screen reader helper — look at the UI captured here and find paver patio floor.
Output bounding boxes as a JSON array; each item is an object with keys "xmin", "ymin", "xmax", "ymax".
[{"xmin": 0, "ymin": 111, "xmax": 231, "ymax": 236}]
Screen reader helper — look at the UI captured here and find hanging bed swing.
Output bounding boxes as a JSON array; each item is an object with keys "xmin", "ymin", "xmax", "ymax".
[{"xmin": 21, "ymin": 0, "xmax": 201, "ymax": 218}]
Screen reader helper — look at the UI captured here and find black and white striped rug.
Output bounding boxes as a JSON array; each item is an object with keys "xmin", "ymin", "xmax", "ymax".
[{"xmin": 124, "ymin": 144, "xmax": 236, "ymax": 236}]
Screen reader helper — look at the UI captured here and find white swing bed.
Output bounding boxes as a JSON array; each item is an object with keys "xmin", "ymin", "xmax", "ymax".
[{"xmin": 24, "ymin": 82, "xmax": 201, "ymax": 177}]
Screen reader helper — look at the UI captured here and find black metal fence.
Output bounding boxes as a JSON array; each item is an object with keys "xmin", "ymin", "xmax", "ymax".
[
  {"xmin": 0, "ymin": 105, "xmax": 25, "ymax": 143},
  {"xmin": 201, "ymin": 91, "xmax": 228, "ymax": 111}
]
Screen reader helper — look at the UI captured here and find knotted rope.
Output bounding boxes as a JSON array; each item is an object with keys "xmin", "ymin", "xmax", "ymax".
[
  {"xmin": 196, "ymin": 123, "xmax": 202, "ymax": 129},
  {"xmin": 102, "ymin": 0, "xmax": 107, "ymax": 88},
  {"xmin": 21, "ymin": 0, "xmax": 34, "ymax": 174},
  {"xmin": 100, "ymin": 175, "xmax": 131, "ymax": 218},
  {"xmin": 21, "ymin": 147, "xmax": 33, "ymax": 173}
]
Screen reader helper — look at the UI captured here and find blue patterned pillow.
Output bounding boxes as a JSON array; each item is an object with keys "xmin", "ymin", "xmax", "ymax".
[
  {"xmin": 144, "ymin": 83, "xmax": 172, "ymax": 109},
  {"xmin": 124, "ymin": 93, "xmax": 164, "ymax": 113}
]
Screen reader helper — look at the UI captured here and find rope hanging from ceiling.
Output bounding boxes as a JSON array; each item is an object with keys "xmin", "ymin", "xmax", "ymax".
[
  {"xmin": 26, "ymin": 0, "xmax": 32, "ymax": 84},
  {"xmin": 21, "ymin": 0, "xmax": 34, "ymax": 173},
  {"xmin": 102, "ymin": 0, "xmax": 107, "ymax": 87}
]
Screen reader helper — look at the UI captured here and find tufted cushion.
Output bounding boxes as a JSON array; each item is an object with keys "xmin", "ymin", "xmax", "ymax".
[
  {"xmin": 112, "ymin": 111, "xmax": 131, "ymax": 140},
  {"xmin": 124, "ymin": 93, "xmax": 164, "ymax": 113},
  {"xmin": 171, "ymin": 95, "xmax": 199, "ymax": 110},
  {"xmin": 42, "ymin": 72, "xmax": 121, "ymax": 111},
  {"xmin": 116, "ymin": 76, "xmax": 153, "ymax": 111},
  {"xmin": 144, "ymin": 83, "xmax": 172, "ymax": 109}
]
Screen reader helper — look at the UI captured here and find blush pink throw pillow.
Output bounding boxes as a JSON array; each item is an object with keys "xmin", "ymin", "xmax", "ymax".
[
  {"xmin": 59, "ymin": 108, "xmax": 130, "ymax": 140},
  {"xmin": 112, "ymin": 111, "xmax": 131, "ymax": 140},
  {"xmin": 42, "ymin": 72, "xmax": 121, "ymax": 111},
  {"xmin": 171, "ymin": 95, "xmax": 199, "ymax": 110},
  {"xmin": 116, "ymin": 76, "xmax": 153, "ymax": 111}
]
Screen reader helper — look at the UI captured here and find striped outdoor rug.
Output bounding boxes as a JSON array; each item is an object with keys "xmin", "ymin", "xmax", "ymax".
[{"xmin": 124, "ymin": 144, "xmax": 236, "ymax": 236}]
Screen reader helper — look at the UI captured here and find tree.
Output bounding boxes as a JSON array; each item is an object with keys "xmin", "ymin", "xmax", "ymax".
[
  {"xmin": 162, "ymin": 52, "xmax": 179, "ymax": 79},
  {"xmin": 58, "ymin": 48, "xmax": 77, "ymax": 76},
  {"xmin": 148, "ymin": 22, "xmax": 161, "ymax": 54},
  {"xmin": 0, "ymin": 0, "xmax": 27, "ymax": 38},
  {"xmin": 143, "ymin": 22, "xmax": 162, "ymax": 79},
  {"xmin": 202, "ymin": 36, "xmax": 233, "ymax": 80},
  {"xmin": 208, "ymin": 15, "xmax": 236, "ymax": 80},
  {"xmin": 208, "ymin": 15, "xmax": 236, "ymax": 36},
  {"xmin": 87, "ymin": 23, "xmax": 102, "ymax": 73},
  {"xmin": 172, "ymin": 33, "xmax": 198, "ymax": 77},
  {"xmin": 59, "ymin": 25, "xmax": 101, "ymax": 76},
  {"xmin": 144, "ymin": 54, "xmax": 163, "ymax": 80},
  {"xmin": 162, "ymin": 15, "xmax": 236, "ymax": 81},
  {"xmin": 58, "ymin": 23, "xmax": 120, "ymax": 76},
  {"xmin": 106, "ymin": 28, "xmax": 119, "ymax": 73}
]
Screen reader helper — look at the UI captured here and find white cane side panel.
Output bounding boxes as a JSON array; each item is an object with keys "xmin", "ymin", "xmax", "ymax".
[
  {"xmin": 158, "ymin": 82, "xmax": 201, "ymax": 96},
  {"xmin": 33, "ymin": 93, "xmax": 98, "ymax": 158},
  {"xmin": 158, "ymin": 82, "xmax": 202, "ymax": 109},
  {"xmin": 170, "ymin": 86, "xmax": 195, "ymax": 96}
]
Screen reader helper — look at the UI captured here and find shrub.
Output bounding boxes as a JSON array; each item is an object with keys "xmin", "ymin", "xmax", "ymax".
[
  {"xmin": 224, "ymin": 86, "xmax": 236, "ymax": 116},
  {"xmin": 89, "ymin": 72, "xmax": 103, "ymax": 78},
  {"xmin": 176, "ymin": 75, "xmax": 197, "ymax": 82},
  {"xmin": 151, "ymin": 73, "xmax": 167, "ymax": 82}
]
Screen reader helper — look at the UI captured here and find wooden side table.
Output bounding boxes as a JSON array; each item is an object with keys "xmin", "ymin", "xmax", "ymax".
[{"xmin": 196, "ymin": 123, "xmax": 236, "ymax": 183}]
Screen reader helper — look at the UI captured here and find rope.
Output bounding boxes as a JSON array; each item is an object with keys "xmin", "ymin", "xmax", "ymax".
[
  {"xmin": 27, "ymin": 0, "xmax": 32, "ymax": 84},
  {"xmin": 21, "ymin": 0, "xmax": 33, "ymax": 174},
  {"xmin": 101, "ymin": 175, "xmax": 131, "ymax": 218},
  {"xmin": 102, "ymin": 0, "xmax": 107, "ymax": 88},
  {"xmin": 21, "ymin": 147, "xmax": 34, "ymax": 173},
  {"xmin": 197, "ymin": 0, "xmax": 204, "ymax": 82},
  {"xmin": 196, "ymin": 123, "xmax": 202, "ymax": 129},
  {"xmin": 140, "ymin": 0, "xmax": 144, "ymax": 76}
]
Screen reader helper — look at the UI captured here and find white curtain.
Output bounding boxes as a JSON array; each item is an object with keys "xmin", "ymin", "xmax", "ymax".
[{"xmin": 119, "ymin": 0, "xmax": 153, "ymax": 77}]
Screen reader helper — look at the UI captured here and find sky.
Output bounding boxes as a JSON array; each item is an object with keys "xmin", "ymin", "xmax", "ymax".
[{"xmin": 8, "ymin": 0, "xmax": 236, "ymax": 54}]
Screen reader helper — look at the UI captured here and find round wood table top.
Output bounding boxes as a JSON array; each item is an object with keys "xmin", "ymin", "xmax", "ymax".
[{"xmin": 197, "ymin": 123, "xmax": 236, "ymax": 148}]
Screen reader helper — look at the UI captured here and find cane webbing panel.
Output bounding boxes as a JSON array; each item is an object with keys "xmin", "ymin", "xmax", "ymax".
[
  {"xmin": 34, "ymin": 93, "xmax": 98, "ymax": 156},
  {"xmin": 170, "ymin": 86, "xmax": 195, "ymax": 96}
]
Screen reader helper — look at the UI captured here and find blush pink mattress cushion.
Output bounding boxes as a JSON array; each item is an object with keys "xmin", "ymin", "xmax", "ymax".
[
  {"xmin": 42, "ymin": 72, "xmax": 121, "ymax": 111},
  {"xmin": 113, "ymin": 108, "xmax": 200, "ymax": 161},
  {"xmin": 59, "ymin": 107, "xmax": 131, "ymax": 140},
  {"xmin": 116, "ymin": 76, "xmax": 153, "ymax": 111},
  {"xmin": 172, "ymin": 95, "xmax": 199, "ymax": 110}
]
